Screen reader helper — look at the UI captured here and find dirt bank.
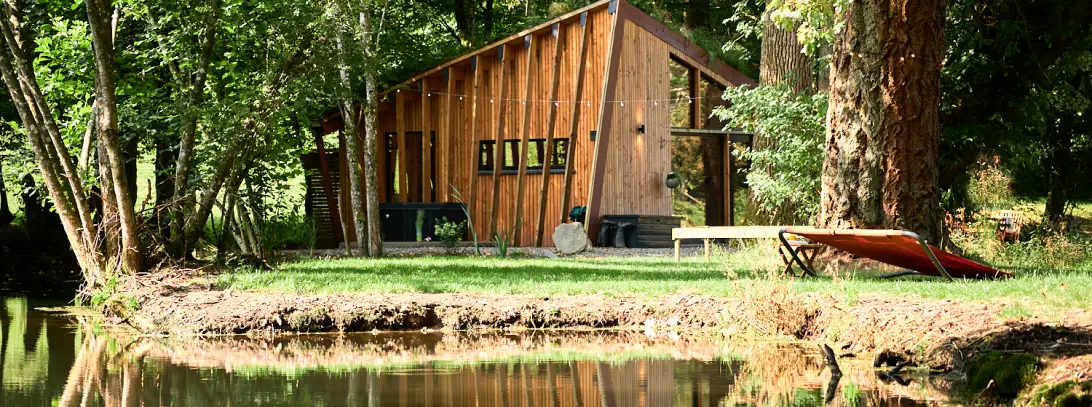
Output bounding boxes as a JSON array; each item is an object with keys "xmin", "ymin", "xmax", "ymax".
[{"xmin": 110, "ymin": 269, "xmax": 1092, "ymax": 377}]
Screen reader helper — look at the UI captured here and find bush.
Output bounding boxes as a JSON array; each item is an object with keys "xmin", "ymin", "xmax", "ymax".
[
  {"xmin": 435, "ymin": 217, "xmax": 466, "ymax": 253},
  {"xmin": 967, "ymin": 159, "xmax": 1016, "ymax": 210},
  {"xmin": 713, "ymin": 84, "xmax": 827, "ymax": 224}
]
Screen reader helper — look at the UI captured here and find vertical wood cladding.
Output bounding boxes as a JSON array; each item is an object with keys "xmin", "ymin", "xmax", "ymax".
[{"xmin": 337, "ymin": 0, "xmax": 749, "ymax": 247}]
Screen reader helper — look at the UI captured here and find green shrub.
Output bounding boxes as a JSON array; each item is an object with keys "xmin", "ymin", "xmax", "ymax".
[
  {"xmin": 435, "ymin": 217, "xmax": 466, "ymax": 253},
  {"xmin": 713, "ymin": 84, "xmax": 827, "ymax": 225},
  {"xmin": 968, "ymin": 160, "xmax": 1016, "ymax": 210}
]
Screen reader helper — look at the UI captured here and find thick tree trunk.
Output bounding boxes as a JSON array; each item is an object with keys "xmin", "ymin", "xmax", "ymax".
[
  {"xmin": 818, "ymin": 0, "xmax": 945, "ymax": 244},
  {"xmin": 360, "ymin": 10, "xmax": 384, "ymax": 257},
  {"xmin": 453, "ymin": 0, "xmax": 476, "ymax": 46},
  {"xmin": 87, "ymin": 0, "xmax": 142, "ymax": 273},
  {"xmin": 759, "ymin": 9, "xmax": 813, "ymax": 92},
  {"xmin": 1043, "ymin": 118, "xmax": 1072, "ymax": 228},
  {"xmin": 168, "ymin": 0, "xmax": 222, "ymax": 252},
  {"xmin": 335, "ymin": 32, "xmax": 368, "ymax": 255}
]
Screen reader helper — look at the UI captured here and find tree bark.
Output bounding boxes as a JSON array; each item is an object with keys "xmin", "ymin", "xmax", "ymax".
[
  {"xmin": 453, "ymin": 0, "xmax": 476, "ymax": 46},
  {"xmin": 0, "ymin": 1, "xmax": 105, "ymax": 282},
  {"xmin": 335, "ymin": 31, "xmax": 368, "ymax": 255},
  {"xmin": 360, "ymin": 10, "xmax": 384, "ymax": 257},
  {"xmin": 759, "ymin": 8, "xmax": 813, "ymax": 93},
  {"xmin": 168, "ymin": 0, "xmax": 222, "ymax": 251},
  {"xmin": 1043, "ymin": 117, "xmax": 1072, "ymax": 228},
  {"xmin": 87, "ymin": 0, "xmax": 142, "ymax": 273},
  {"xmin": 818, "ymin": 0, "xmax": 945, "ymax": 244}
]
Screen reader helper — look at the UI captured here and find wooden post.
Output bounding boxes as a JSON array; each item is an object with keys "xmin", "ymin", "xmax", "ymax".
[
  {"xmin": 534, "ymin": 23, "xmax": 565, "ymax": 246},
  {"xmin": 311, "ymin": 123, "xmax": 344, "ymax": 245},
  {"xmin": 690, "ymin": 68, "xmax": 701, "ymax": 128},
  {"xmin": 513, "ymin": 35, "xmax": 536, "ymax": 247},
  {"xmin": 585, "ymin": 1, "xmax": 626, "ymax": 243},
  {"xmin": 396, "ymin": 90, "xmax": 409, "ymax": 203},
  {"xmin": 559, "ymin": 12, "xmax": 590, "ymax": 225},
  {"xmin": 420, "ymin": 79, "xmax": 432, "ymax": 202},
  {"xmin": 467, "ymin": 58, "xmax": 482, "ymax": 219},
  {"xmin": 724, "ymin": 139, "xmax": 734, "ymax": 226},
  {"xmin": 674, "ymin": 238, "xmax": 681, "ymax": 263},
  {"xmin": 487, "ymin": 45, "xmax": 510, "ymax": 239},
  {"xmin": 703, "ymin": 238, "xmax": 710, "ymax": 262},
  {"xmin": 443, "ymin": 67, "xmax": 456, "ymax": 201}
]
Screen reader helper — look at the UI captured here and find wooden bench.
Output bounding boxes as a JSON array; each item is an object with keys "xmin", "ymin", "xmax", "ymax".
[
  {"xmin": 672, "ymin": 226, "xmax": 823, "ymax": 275},
  {"xmin": 672, "ymin": 226, "xmax": 786, "ymax": 262}
]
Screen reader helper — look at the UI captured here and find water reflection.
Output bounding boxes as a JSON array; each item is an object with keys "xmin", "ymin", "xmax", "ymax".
[{"xmin": 0, "ymin": 297, "xmax": 955, "ymax": 406}]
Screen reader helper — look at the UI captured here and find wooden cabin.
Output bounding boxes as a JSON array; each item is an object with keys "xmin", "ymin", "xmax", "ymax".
[{"xmin": 307, "ymin": 0, "xmax": 755, "ymax": 249}]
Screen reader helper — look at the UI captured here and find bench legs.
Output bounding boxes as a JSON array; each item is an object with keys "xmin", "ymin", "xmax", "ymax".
[
  {"xmin": 674, "ymin": 239, "xmax": 681, "ymax": 263},
  {"xmin": 703, "ymin": 239, "xmax": 711, "ymax": 262}
]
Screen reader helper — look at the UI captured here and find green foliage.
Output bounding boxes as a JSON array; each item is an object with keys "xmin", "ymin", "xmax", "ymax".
[
  {"xmin": 966, "ymin": 161, "xmax": 1017, "ymax": 211},
  {"xmin": 434, "ymin": 216, "xmax": 466, "ymax": 254},
  {"xmin": 261, "ymin": 213, "xmax": 318, "ymax": 252},
  {"xmin": 450, "ymin": 186, "xmax": 481, "ymax": 256},
  {"xmin": 966, "ymin": 351, "xmax": 1040, "ymax": 401},
  {"xmin": 763, "ymin": 0, "xmax": 845, "ymax": 55},
  {"xmin": 492, "ymin": 227, "xmax": 515, "ymax": 258},
  {"xmin": 714, "ymin": 84, "xmax": 827, "ymax": 224}
]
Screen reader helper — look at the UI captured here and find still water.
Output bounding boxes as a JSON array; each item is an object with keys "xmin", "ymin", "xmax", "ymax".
[{"xmin": 0, "ymin": 296, "xmax": 958, "ymax": 406}]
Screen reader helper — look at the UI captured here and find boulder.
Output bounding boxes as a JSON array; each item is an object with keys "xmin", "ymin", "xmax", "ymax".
[{"xmin": 553, "ymin": 222, "xmax": 589, "ymax": 254}]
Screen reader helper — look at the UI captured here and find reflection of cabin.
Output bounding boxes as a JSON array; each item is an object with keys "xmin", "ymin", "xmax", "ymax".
[{"xmin": 306, "ymin": 0, "xmax": 754, "ymax": 248}]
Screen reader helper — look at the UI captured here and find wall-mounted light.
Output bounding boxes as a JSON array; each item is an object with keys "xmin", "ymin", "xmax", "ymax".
[{"xmin": 637, "ymin": 124, "xmax": 646, "ymax": 134}]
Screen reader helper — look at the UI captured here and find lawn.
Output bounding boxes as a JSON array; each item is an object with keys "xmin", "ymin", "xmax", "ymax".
[{"xmin": 219, "ymin": 241, "xmax": 1092, "ymax": 320}]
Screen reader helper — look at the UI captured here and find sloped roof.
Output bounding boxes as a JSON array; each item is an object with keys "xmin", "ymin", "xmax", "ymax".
[{"xmin": 378, "ymin": 0, "xmax": 753, "ymax": 100}]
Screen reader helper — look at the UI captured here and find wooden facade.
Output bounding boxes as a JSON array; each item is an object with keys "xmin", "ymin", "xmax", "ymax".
[{"xmin": 315, "ymin": 0, "xmax": 754, "ymax": 247}]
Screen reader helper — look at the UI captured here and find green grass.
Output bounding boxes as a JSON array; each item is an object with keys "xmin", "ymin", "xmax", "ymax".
[{"xmin": 218, "ymin": 239, "xmax": 1092, "ymax": 319}]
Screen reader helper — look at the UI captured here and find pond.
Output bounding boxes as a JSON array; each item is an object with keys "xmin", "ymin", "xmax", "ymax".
[{"xmin": 0, "ymin": 296, "xmax": 960, "ymax": 406}]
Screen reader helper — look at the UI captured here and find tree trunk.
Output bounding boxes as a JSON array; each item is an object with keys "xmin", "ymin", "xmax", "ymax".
[
  {"xmin": 360, "ymin": 9, "xmax": 384, "ymax": 257},
  {"xmin": 335, "ymin": 32, "xmax": 368, "ymax": 256},
  {"xmin": 817, "ymin": 0, "xmax": 945, "ymax": 244},
  {"xmin": 0, "ymin": 1, "xmax": 105, "ymax": 282},
  {"xmin": 0, "ymin": 160, "xmax": 12, "ymax": 230},
  {"xmin": 453, "ymin": 0, "xmax": 476, "ymax": 46},
  {"xmin": 483, "ymin": 0, "xmax": 494, "ymax": 40},
  {"xmin": 168, "ymin": 0, "xmax": 222, "ymax": 252},
  {"xmin": 759, "ymin": 8, "xmax": 813, "ymax": 93},
  {"xmin": 87, "ymin": 0, "xmax": 142, "ymax": 273},
  {"xmin": 1043, "ymin": 118, "xmax": 1072, "ymax": 228}
]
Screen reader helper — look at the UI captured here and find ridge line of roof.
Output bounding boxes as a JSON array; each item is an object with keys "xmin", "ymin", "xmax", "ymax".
[{"xmin": 378, "ymin": 0, "xmax": 614, "ymax": 99}]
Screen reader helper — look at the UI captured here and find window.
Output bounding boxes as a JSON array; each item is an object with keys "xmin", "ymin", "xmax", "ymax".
[{"xmin": 478, "ymin": 138, "xmax": 569, "ymax": 174}]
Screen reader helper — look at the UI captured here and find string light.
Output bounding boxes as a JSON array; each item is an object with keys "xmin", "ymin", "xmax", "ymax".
[{"xmin": 384, "ymin": 87, "xmax": 721, "ymax": 107}]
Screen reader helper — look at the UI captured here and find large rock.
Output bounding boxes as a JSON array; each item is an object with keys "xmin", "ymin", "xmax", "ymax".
[{"xmin": 553, "ymin": 222, "xmax": 589, "ymax": 254}]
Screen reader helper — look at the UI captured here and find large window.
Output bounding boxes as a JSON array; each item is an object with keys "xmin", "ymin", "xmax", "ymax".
[{"xmin": 478, "ymin": 138, "xmax": 569, "ymax": 174}]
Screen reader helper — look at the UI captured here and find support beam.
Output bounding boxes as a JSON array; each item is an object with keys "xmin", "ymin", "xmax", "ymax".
[
  {"xmin": 534, "ymin": 23, "xmax": 565, "ymax": 246},
  {"xmin": 725, "ymin": 140, "xmax": 735, "ymax": 226},
  {"xmin": 616, "ymin": 0, "xmax": 754, "ymax": 87},
  {"xmin": 559, "ymin": 12, "xmax": 590, "ymax": 225},
  {"xmin": 466, "ymin": 58, "xmax": 482, "ymax": 214},
  {"xmin": 420, "ymin": 79, "xmax": 432, "ymax": 202},
  {"xmin": 396, "ymin": 90, "xmax": 408, "ymax": 202},
  {"xmin": 487, "ymin": 45, "xmax": 510, "ymax": 239},
  {"xmin": 311, "ymin": 123, "xmax": 344, "ymax": 245},
  {"xmin": 513, "ymin": 35, "xmax": 537, "ymax": 247},
  {"xmin": 584, "ymin": 3, "xmax": 626, "ymax": 242},
  {"xmin": 443, "ymin": 67, "xmax": 456, "ymax": 201},
  {"xmin": 690, "ymin": 67, "xmax": 701, "ymax": 128}
]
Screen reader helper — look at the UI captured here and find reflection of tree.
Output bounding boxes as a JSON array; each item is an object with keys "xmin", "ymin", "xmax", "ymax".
[{"xmin": 2, "ymin": 297, "xmax": 51, "ymax": 391}]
